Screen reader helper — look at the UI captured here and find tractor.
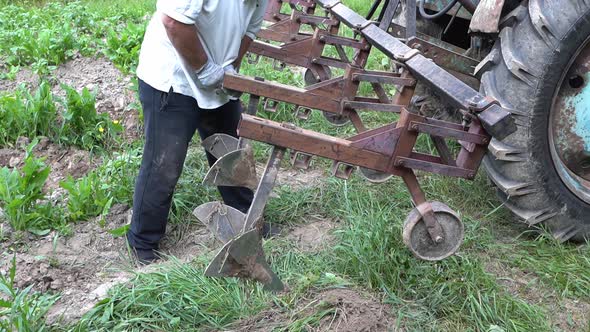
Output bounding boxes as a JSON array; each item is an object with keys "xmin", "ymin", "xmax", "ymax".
[{"xmin": 398, "ymin": 0, "xmax": 590, "ymax": 242}]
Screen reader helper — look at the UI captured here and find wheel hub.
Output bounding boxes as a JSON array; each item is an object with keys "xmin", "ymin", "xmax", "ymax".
[{"xmin": 551, "ymin": 38, "xmax": 590, "ymax": 203}]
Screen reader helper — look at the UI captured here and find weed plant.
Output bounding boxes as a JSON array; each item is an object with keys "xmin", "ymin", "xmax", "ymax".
[
  {"xmin": 0, "ymin": 256, "xmax": 60, "ymax": 332},
  {"xmin": 0, "ymin": 83, "xmax": 122, "ymax": 151},
  {"xmin": 0, "ymin": 82, "xmax": 58, "ymax": 146},
  {"xmin": 0, "ymin": 139, "xmax": 64, "ymax": 234},
  {"xmin": 60, "ymin": 85, "xmax": 122, "ymax": 151}
]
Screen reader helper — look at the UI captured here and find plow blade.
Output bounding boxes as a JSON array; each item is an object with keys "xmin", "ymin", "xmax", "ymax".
[
  {"xmin": 193, "ymin": 201, "xmax": 246, "ymax": 243},
  {"xmin": 202, "ymin": 134, "xmax": 239, "ymax": 159},
  {"xmin": 205, "ymin": 229, "xmax": 284, "ymax": 292},
  {"xmin": 202, "ymin": 147, "xmax": 258, "ymax": 190}
]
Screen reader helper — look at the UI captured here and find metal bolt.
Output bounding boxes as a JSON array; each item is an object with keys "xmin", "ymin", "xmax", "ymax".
[
  {"xmin": 395, "ymin": 159, "xmax": 404, "ymax": 167},
  {"xmin": 410, "ymin": 124, "xmax": 418, "ymax": 131},
  {"xmin": 468, "ymin": 172, "xmax": 476, "ymax": 178},
  {"xmin": 312, "ymin": 58, "xmax": 319, "ymax": 63},
  {"xmin": 319, "ymin": 35, "xmax": 326, "ymax": 42},
  {"xmin": 434, "ymin": 236, "xmax": 444, "ymax": 244}
]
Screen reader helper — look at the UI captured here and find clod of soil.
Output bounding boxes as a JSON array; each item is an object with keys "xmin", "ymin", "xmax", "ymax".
[
  {"xmin": 286, "ymin": 217, "xmax": 337, "ymax": 252},
  {"xmin": 234, "ymin": 288, "xmax": 397, "ymax": 331}
]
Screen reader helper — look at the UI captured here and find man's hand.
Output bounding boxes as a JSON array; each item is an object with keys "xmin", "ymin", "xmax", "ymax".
[{"xmin": 196, "ymin": 61, "xmax": 225, "ymax": 89}]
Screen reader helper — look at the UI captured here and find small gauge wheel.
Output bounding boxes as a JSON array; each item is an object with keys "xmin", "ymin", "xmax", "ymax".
[
  {"xmin": 303, "ymin": 66, "xmax": 332, "ymax": 86},
  {"xmin": 359, "ymin": 167, "xmax": 393, "ymax": 183},
  {"xmin": 402, "ymin": 201, "xmax": 464, "ymax": 261}
]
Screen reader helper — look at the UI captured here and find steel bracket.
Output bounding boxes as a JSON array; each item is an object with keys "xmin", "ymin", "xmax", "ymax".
[{"xmin": 416, "ymin": 202, "xmax": 445, "ymax": 243}]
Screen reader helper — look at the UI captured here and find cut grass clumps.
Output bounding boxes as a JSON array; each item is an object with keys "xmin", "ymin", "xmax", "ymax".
[{"xmin": 75, "ymin": 259, "xmax": 269, "ymax": 331}]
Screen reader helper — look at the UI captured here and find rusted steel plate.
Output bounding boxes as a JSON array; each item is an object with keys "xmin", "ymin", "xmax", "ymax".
[
  {"xmin": 395, "ymin": 157, "xmax": 474, "ymax": 179},
  {"xmin": 470, "ymin": 0, "xmax": 504, "ymax": 34},
  {"xmin": 238, "ymin": 115, "xmax": 397, "ymax": 173},
  {"xmin": 406, "ymin": 37, "xmax": 478, "ymax": 76},
  {"xmin": 410, "ymin": 121, "xmax": 488, "ymax": 145},
  {"xmin": 223, "ymin": 74, "xmax": 342, "ymax": 114}
]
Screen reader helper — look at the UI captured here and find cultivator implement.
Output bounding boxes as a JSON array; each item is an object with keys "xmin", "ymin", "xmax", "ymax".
[{"xmin": 193, "ymin": 0, "xmax": 516, "ymax": 291}]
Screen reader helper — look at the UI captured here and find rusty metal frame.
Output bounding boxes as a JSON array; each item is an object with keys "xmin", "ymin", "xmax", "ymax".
[{"xmin": 195, "ymin": 0, "xmax": 522, "ymax": 287}]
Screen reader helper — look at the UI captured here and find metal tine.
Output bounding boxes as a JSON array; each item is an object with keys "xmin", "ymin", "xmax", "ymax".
[
  {"xmin": 193, "ymin": 201, "xmax": 246, "ymax": 244},
  {"xmin": 202, "ymin": 147, "xmax": 259, "ymax": 190},
  {"xmin": 331, "ymin": 161, "xmax": 355, "ymax": 179},
  {"xmin": 205, "ymin": 229, "xmax": 284, "ymax": 292},
  {"xmin": 201, "ymin": 134, "xmax": 239, "ymax": 159},
  {"xmin": 290, "ymin": 151, "xmax": 313, "ymax": 170},
  {"xmin": 243, "ymin": 146, "xmax": 286, "ymax": 232}
]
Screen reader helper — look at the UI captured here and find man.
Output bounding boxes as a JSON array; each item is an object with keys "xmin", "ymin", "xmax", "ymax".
[{"xmin": 127, "ymin": 0, "xmax": 269, "ymax": 263}]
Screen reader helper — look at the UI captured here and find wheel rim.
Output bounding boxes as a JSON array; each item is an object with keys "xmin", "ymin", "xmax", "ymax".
[{"xmin": 550, "ymin": 36, "xmax": 590, "ymax": 204}]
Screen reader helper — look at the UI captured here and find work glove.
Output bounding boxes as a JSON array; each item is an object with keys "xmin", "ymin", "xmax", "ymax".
[
  {"xmin": 195, "ymin": 60, "xmax": 225, "ymax": 89},
  {"xmin": 222, "ymin": 64, "xmax": 243, "ymax": 99}
]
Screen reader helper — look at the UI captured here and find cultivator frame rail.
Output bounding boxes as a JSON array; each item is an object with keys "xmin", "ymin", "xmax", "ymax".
[{"xmin": 193, "ymin": 0, "xmax": 516, "ymax": 291}]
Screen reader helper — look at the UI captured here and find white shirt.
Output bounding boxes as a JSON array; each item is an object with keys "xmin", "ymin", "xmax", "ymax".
[{"xmin": 136, "ymin": 0, "xmax": 267, "ymax": 109}]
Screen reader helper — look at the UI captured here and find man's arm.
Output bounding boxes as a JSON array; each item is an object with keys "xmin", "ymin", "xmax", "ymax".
[
  {"xmin": 161, "ymin": 14, "xmax": 208, "ymax": 71},
  {"xmin": 233, "ymin": 36, "xmax": 254, "ymax": 69}
]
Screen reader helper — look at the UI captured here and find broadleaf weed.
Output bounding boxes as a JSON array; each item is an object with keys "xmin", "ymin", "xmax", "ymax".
[{"xmin": 0, "ymin": 139, "xmax": 64, "ymax": 233}]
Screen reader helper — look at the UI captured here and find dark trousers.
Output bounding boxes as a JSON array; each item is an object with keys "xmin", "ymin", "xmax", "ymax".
[{"xmin": 127, "ymin": 80, "xmax": 253, "ymax": 250}]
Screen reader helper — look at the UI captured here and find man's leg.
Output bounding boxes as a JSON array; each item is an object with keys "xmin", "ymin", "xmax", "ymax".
[
  {"xmin": 194, "ymin": 100, "xmax": 254, "ymax": 213},
  {"xmin": 127, "ymin": 81, "xmax": 200, "ymax": 257}
]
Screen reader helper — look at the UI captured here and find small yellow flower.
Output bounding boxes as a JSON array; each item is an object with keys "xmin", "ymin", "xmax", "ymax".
[
  {"xmin": 113, "ymin": 120, "xmax": 120, "ymax": 125},
  {"xmin": 98, "ymin": 126, "xmax": 105, "ymax": 133}
]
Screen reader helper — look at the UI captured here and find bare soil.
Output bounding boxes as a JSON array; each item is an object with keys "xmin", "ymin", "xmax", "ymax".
[
  {"xmin": 0, "ymin": 204, "xmax": 132, "ymax": 325},
  {"xmin": 232, "ymin": 288, "xmax": 398, "ymax": 331},
  {"xmin": 286, "ymin": 216, "xmax": 337, "ymax": 252},
  {"xmin": 0, "ymin": 204, "xmax": 216, "ymax": 326},
  {"xmin": 0, "ymin": 67, "xmax": 39, "ymax": 92},
  {"xmin": 51, "ymin": 55, "xmax": 140, "ymax": 139},
  {"xmin": 276, "ymin": 167, "xmax": 325, "ymax": 191},
  {"xmin": 0, "ymin": 136, "xmax": 98, "ymax": 192}
]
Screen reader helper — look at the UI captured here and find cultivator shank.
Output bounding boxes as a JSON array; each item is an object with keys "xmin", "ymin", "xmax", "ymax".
[{"xmin": 194, "ymin": 0, "xmax": 516, "ymax": 290}]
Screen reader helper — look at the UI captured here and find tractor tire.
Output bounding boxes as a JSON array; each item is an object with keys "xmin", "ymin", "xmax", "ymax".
[{"xmin": 477, "ymin": 1, "xmax": 590, "ymax": 241}]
